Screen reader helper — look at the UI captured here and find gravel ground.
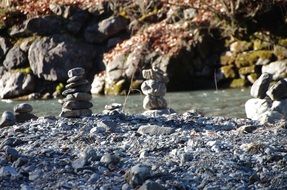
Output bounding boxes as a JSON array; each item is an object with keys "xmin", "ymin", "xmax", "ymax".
[{"xmin": 0, "ymin": 110, "xmax": 287, "ymax": 190}]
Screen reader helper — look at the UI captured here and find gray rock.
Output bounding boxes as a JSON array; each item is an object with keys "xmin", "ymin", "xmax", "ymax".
[
  {"xmin": 0, "ymin": 37, "xmax": 12, "ymax": 60},
  {"xmin": 84, "ymin": 16, "xmax": 128, "ymax": 43},
  {"xmin": 137, "ymin": 125, "xmax": 175, "ymax": 136},
  {"xmin": 67, "ymin": 67, "xmax": 85, "ymax": 78},
  {"xmin": 0, "ymin": 166, "xmax": 18, "ymax": 177},
  {"xmin": 183, "ymin": 8, "xmax": 196, "ymax": 20},
  {"xmin": 142, "ymin": 109, "xmax": 176, "ymax": 117},
  {"xmin": 15, "ymin": 112, "xmax": 37, "ymax": 123},
  {"xmin": 14, "ymin": 103, "xmax": 33, "ymax": 113},
  {"xmin": 4, "ymin": 146, "xmax": 20, "ymax": 162},
  {"xmin": 250, "ymin": 73, "xmax": 272, "ymax": 98},
  {"xmin": 124, "ymin": 46, "xmax": 145, "ymax": 78},
  {"xmin": 88, "ymin": 173, "xmax": 100, "ymax": 184},
  {"xmin": 138, "ymin": 180, "xmax": 166, "ymax": 190},
  {"xmin": 67, "ymin": 75, "xmax": 84, "ymax": 83},
  {"xmin": 125, "ymin": 164, "xmax": 151, "ymax": 188},
  {"xmin": 82, "ymin": 146, "xmax": 100, "ymax": 162},
  {"xmin": 104, "ymin": 103, "xmax": 123, "ymax": 111},
  {"xmin": 266, "ymin": 79, "xmax": 287, "ymax": 100},
  {"xmin": 262, "ymin": 60, "xmax": 287, "ymax": 80},
  {"xmin": 141, "ymin": 80, "xmax": 167, "ymax": 96},
  {"xmin": 3, "ymin": 46, "xmax": 28, "ymax": 70},
  {"xmin": 62, "ymin": 85, "xmax": 91, "ymax": 96},
  {"xmin": 62, "ymin": 101, "xmax": 93, "ymax": 110},
  {"xmin": 257, "ymin": 110, "xmax": 284, "ymax": 124},
  {"xmin": 0, "ymin": 111, "xmax": 15, "ymax": 128},
  {"xmin": 0, "ymin": 72, "xmax": 35, "ymax": 99},
  {"xmin": 28, "ymin": 35, "xmax": 96, "ymax": 82},
  {"xmin": 20, "ymin": 184, "xmax": 33, "ymax": 190},
  {"xmin": 143, "ymin": 95, "xmax": 167, "ymax": 110},
  {"xmin": 100, "ymin": 153, "xmax": 120, "ymax": 166},
  {"xmin": 72, "ymin": 157, "xmax": 86, "ymax": 170},
  {"xmin": 272, "ymin": 99, "xmax": 287, "ymax": 117},
  {"xmin": 59, "ymin": 108, "xmax": 92, "ymax": 118},
  {"xmin": 65, "ymin": 80, "xmax": 89, "ymax": 89},
  {"xmin": 245, "ymin": 98, "xmax": 271, "ymax": 120},
  {"xmin": 29, "ymin": 169, "xmax": 43, "ymax": 181},
  {"xmin": 65, "ymin": 92, "xmax": 92, "ymax": 101},
  {"xmin": 142, "ymin": 69, "xmax": 169, "ymax": 83},
  {"xmin": 91, "ymin": 74, "xmax": 105, "ymax": 94}
]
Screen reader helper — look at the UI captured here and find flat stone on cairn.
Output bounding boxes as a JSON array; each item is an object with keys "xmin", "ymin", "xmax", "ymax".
[
  {"xmin": 141, "ymin": 67, "xmax": 174, "ymax": 115},
  {"xmin": 60, "ymin": 67, "xmax": 93, "ymax": 118},
  {"xmin": 14, "ymin": 103, "xmax": 38, "ymax": 123}
]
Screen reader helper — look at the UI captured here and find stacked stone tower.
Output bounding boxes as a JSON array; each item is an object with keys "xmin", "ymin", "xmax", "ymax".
[
  {"xmin": 141, "ymin": 67, "xmax": 169, "ymax": 111},
  {"xmin": 60, "ymin": 67, "xmax": 93, "ymax": 118}
]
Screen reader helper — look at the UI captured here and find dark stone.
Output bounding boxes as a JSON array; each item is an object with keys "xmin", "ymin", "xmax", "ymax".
[
  {"xmin": 14, "ymin": 103, "xmax": 33, "ymax": 113},
  {"xmin": 65, "ymin": 92, "xmax": 92, "ymax": 101},
  {"xmin": 3, "ymin": 46, "xmax": 28, "ymax": 70},
  {"xmin": 125, "ymin": 164, "xmax": 151, "ymax": 188},
  {"xmin": 65, "ymin": 80, "xmax": 89, "ymax": 89},
  {"xmin": 67, "ymin": 75, "xmax": 85, "ymax": 83},
  {"xmin": 4, "ymin": 146, "xmax": 20, "ymax": 162},
  {"xmin": 28, "ymin": 35, "xmax": 96, "ymax": 82},
  {"xmin": 138, "ymin": 180, "xmax": 166, "ymax": 190},
  {"xmin": 0, "ymin": 111, "xmax": 15, "ymax": 128},
  {"xmin": 67, "ymin": 67, "xmax": 85, "ymax": 78},
  {"xmin": 26, "ymin": 16, "xmax": 64, "ymax": 35},
  {"xmin": 100, "ymin": 153, "xmax": 120, "ymax": 166},
  {"xmin": 267, "ymin": 79, "xmax": 287, "ymax": 100},
  {"xmin": 250, "ymin": 73, "xmax": 272, "ymax": 98},
  {"xmin": 62, "ymin": 101, "xmax": 93, "ymax": 110},
  {"xmin": 0, "ymin": 72, "xmax": 35, "ymax": 99},
  {"xmin": 59, "ymin": 108, "xmax": 92, "ymax": 118},
  {"xmin": 66, "ymin": 8, "xmax": 90, "ymax": 34},
  {"xmin": 15, "ymin": 112, "xmax": 38, "ymax": 123},
  {"xmin": 62, "ymin": 85, "xmax": 91, "ymax": 96}
]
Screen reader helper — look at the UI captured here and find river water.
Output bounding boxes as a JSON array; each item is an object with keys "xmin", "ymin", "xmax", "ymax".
[{"xmin": 0, "ymin": 88, "xmax": 250, "ymax": 118}]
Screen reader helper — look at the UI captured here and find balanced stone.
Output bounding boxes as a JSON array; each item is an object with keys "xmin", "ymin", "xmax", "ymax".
[
  {"xmin": 143, "ymin": 95, "xmax": 167, "ymax": 110},
  {"xmin": 0, "ymin": 111, "xmax": 15, "ymax": 128},
  {"xmin": 65, "ymin": 92, "xmax": 92, "ymax": 101},
  {"xmin": 62, "ymin": 101, "xmax": 93, "ymax": 110},
  {"xmin": 60, "ymin": 108, "xmax": 92, "ymax": 118},
  {"xmin": 142, "ymin": 68, "xmax": 169, "ymax": 83},
  {"xmin": 65, "ymin": 79, "xmax": 89, "ymax": 89},
  {"xmin": 266, "ymin": 79, "xmax": 287, "ymax": 100},
  {"xmin": 68, "ymin": 67, "xmax": 85, "ymax": 78},
  {"xmin": 250, "ymin": 73, "xmax": 272, "ymax": 99},
  {"xmin": 60, "ymin": 67, "xmax": 93, "ymax": 118},
  {"xmin": 14, "ymin": 103, "xmax": 33, "ymax": 113},
  {"xmin": 62, "ymin": 85, "xmax": 91, "ymax": 96},
  {"xmin": 67, "ymin": 75, "xmax": 85, "ymax": 83},
  {"xmin": 141, "ymin": 80, "xmax": 166, "ymax": 96}
]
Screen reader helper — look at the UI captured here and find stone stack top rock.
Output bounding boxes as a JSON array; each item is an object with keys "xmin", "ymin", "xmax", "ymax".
[
  {"xmin": 266, "ymin": 79, "xmax": 287, "ymax": 101},
  {"xmin": 250, "ymin": 73, "xmax": 272, "ymax": 99},
  {"xmin": 13, "ymin": 103, "xmax": 37, "ymax": 123},
  {"xmin": 14, "ymin": 103, "xmax": 33, "ymax": 113},
  {"xmin": 142, "ymin": 68, "xmax": 169, "ymax": 83},
  {"xmin": 68, "ymin": 67, "xmax": 85, "ymax": 78}
]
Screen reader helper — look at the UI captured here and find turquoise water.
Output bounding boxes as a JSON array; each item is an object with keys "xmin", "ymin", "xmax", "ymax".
[{"xmin": 0, "ymin": 88, "xmax": 250, "ymax": 118}]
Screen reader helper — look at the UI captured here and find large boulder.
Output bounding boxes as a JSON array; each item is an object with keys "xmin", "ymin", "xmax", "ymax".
[
  {"xmin": 3, "ymin": 46, "xmax": 28, "ymax": 70},
  {"xmin": 245, "ymin": 98, "xmax": 271, "ymax": 120},
  {"xmin": 84, "ymin": 16, "xmax": 128, "ymax": 43},
  {"xmin": 250, "ymin": 73, "xmax": 272, "ymax": 98},
  {"xmin": 28, "ymin": 35, "xmax": 96, "ymax": 82},
  {"xmin": 262, "ymin": 60, "xmax": 287, "ymax": 80},
  {"xmin": 0, "ymin": 71, "xmax": 35, "ymax": 99}
]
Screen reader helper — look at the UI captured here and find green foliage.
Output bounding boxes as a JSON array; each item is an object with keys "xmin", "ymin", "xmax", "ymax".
[
  {"xmin": 15, "ymin": 67, "xmax": 32, "ymax": 74},
  {"xmin": 56, "ymin": 83, "xmax": 64, "ymax": 93}
]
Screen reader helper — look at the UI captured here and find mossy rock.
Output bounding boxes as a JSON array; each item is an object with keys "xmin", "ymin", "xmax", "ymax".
[
  {"xmin": 253, "ymin": 39, "xmax": 272, "ymax": 50},
  {"xmin": 235, "ymin": 50, "xmax": 274, "ymax": 68},
  {"xmin": 238, "ymin": 65, "xmax": 256, "ymax": 75},
  {"xmin": 104, "ymin": 79, "xmax": 126, "ymax": 95},
  {"xmin": 278, "ymin": 39, "xmax": 287, "ymax": 47},
  {"xmin": 230, "ymin": 78, "xmax": 247, "ymax": 88},
  {"xmin": 220, "ymin": 65, "xmax": 237, "ymax": 78},
  {"xmin": 274, "ymin": 45, "xmax": 287, "ymax": 60},
  {"xmin": 230, "ymin": 41, "xmax": 252, "ymax": 53},
  {"xmin": 220, "ymin": 54, "xmax": 236, "ymax": 65}
]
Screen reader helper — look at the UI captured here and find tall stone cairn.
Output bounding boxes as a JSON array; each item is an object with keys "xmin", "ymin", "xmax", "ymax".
[
  {"xmin": 141, "ymin": 67, "xmax": 169, "ymax": 110},
  {"xmin": 59, "ymin": 67, "xmax": 93, "ymax": 118}
]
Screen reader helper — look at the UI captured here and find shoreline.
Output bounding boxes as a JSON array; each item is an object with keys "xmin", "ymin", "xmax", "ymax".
[{"xmin": 0, "ymin": 110, "xmax": 286, "ymax": 189}]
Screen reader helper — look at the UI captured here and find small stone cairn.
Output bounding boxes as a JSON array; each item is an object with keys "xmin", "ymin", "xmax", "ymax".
[
  {"xmin": 60, "ymin": 67, "xmax": 93, "ymax": 118},
  {"xmin": 141, "ymin": 67, "xmax": 173, "ymax": 115},
  {"xmin": 245, "ymin": 72, "xmax": 287, "ymax": 123},
  {"xmin": 14, "ymin": 103, "xmax": 37, "ymax": 123}
]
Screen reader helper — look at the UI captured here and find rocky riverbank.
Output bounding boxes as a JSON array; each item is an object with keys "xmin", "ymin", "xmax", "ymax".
[{"xmin": 0, "ymin": 109, "xmax": 287, "ymax": 189}]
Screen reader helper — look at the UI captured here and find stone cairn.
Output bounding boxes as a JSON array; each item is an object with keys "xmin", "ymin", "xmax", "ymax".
[
  {"xmin": 141, "ymin": 67, "xmax": 169, "ymax": 112},
  {"xmin": 14, "ymin": 103, "xmax": 37, "ymax": 123},
  {"xmin": 60, "ymin": 67, "xmax": 93, "ymax": 118},
  {"xmin": 245, "ymin": 72, "xmax": 287, "ymax": 123}
]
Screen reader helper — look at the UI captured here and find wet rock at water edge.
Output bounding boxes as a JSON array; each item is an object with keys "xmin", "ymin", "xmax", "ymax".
[
  {"xmin": 14, "ymin": 103, "xmax": 37, "ymax": 123},
  {"xmin": 0, "ymin": 111, "xmax": 15, "ymax": 128},
  {"xmin": 14, "ymin": 103, "xmax": 33, "ymax": 113}
]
